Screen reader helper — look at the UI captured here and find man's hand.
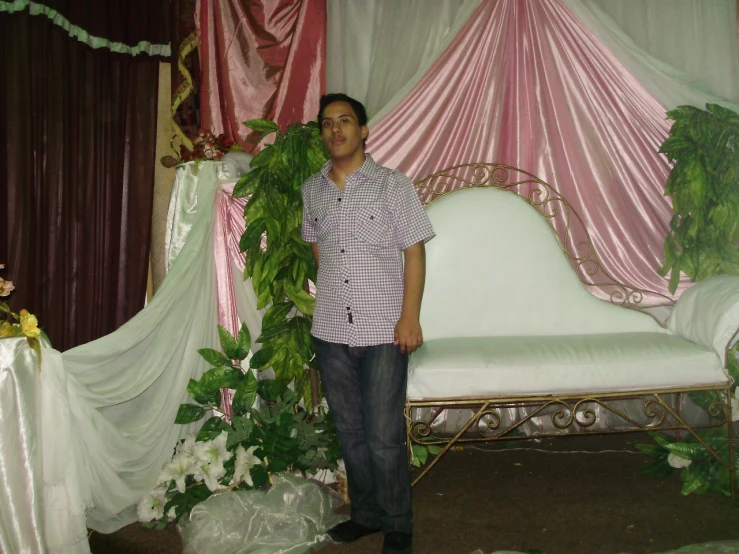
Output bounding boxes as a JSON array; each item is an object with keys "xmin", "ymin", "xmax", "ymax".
[{"xmin": 394, "ymin": 315, "xmax": 423, "ymax": 354}]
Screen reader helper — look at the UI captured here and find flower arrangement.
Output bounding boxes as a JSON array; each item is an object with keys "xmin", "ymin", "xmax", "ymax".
[
  {"xmin": 0, "ymin": 265, "xmax": 42, "ymax": 358},
  {"xmin": 177, "ymin": 129, "xmax": 236, "ymax": 163},
  {"xmin": 137, "ymin": 323, "xmax": 341, "ymax": 528}
]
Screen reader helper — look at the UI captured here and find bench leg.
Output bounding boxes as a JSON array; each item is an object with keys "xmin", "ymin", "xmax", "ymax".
[
  {"xmin": 655, "ymin": 391, "xmax": 735, "ymax": 497},
  {"xmin": 408, "ymin": 402, "xmax": 491, "ymax": 487}
]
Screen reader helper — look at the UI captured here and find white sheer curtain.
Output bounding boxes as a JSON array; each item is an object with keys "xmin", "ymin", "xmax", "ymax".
[
  {"xmin": 564, "ymin": 0, "xmax": 739, "ymax": 111},
  {"xmin": 326, "ymin": 0, "xmax": 482, "ymax": 122},
  {"xmin": 590, "ymin": 0, "xmax": 739, "ymax": 102},
  {"xmin": 326, "ymin": 0, "xmax": 739, "ymax": 118}
]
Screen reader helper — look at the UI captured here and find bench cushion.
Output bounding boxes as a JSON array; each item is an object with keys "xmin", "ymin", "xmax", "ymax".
[{"xmin": 407, "ymin": 333, "xmax": 727, "ymax": 400}]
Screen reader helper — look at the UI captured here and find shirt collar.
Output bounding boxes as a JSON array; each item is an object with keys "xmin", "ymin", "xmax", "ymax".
[{"xmin": 320, "ymin": 154, "xmax": 380, "ymax": 182}]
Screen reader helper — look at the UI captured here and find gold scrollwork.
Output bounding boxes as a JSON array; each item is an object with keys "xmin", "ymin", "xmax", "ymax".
[{"xmin": 414, "ymin": 163, "xmax": 674, "ymax": 311}]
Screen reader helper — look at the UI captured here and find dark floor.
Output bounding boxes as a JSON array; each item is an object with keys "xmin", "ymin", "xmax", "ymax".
[{"xmin": 89, "ymin": 433, "xmax": 739, "ymax": 554}]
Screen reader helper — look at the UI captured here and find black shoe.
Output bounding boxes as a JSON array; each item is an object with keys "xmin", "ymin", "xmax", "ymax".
[
  {"xmin": 327, "ymin": 520, "xmax": 382, "ymax": 543},
  {"xmin": 382, "ymin": 531, "xmax": 413, "ymax": 554}
]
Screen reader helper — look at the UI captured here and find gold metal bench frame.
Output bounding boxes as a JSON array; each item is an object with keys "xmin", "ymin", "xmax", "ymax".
[{"xmin": 408, "ymin": 163, "xmax": 735, "ymax": 490}]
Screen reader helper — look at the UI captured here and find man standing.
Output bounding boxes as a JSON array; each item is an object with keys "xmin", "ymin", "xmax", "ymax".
[{"xmin": 301, "ymin": 94, "xmax": 434, "ymax": 554}]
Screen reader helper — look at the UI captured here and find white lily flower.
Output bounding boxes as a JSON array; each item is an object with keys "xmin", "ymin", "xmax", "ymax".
[
  {"xmin": 137, "ymin": 486, "xmax": 168, "ymax": 522},
  {"xmin": 192, "ymin": 459, "xmax": 227, "ymax": 491},
  {"xmin": 176, "ymin": 434, "xmax": 198, "ymax": 455},
  {"xmin": 167, "ymin": 507, "xmax": 177, "ymax": 521},
  {"xmin": 667, "ymin": 452, "xmax": 692, "ymax": 468},
  {"xmin": 193, "ymin": 431, "xmax": 233, "ymax": 467},
  {"xmin": 231, "ymin": 445, "xmax": 263, "ymax": 486},
  {"xmin": 158, "ymin": 451, "xmax": 197, "ymax": 493}
]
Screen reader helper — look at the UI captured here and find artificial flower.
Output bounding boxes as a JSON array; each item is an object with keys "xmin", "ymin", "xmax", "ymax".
[
  {"xmin": 192, "ymin": 459, "xmax": 227, "ymax": 492},
  {"xmin": 192, "ymin": 431, "xmax": 233, "ymax": 491},
  {"xmin": 667, "ymin": 452, "xmax": 692, "ymax": 469},
  {"xmin": 158, "ymin": 451, "xmax": 197, "ymax": 493},
  {"xmin": 231, "ymin": 444, "xmax": 262, "ymax": 487},
  {"xmin": 193, "ymin": 431, "xmax": 232, "ymax": 467},
  {"xmin": 0, "ymin": 278, "xmax": 14, "ymax": 296},
  {"xmin": 19, "ymin": 309, "xmax": 41, "ymax": 339},
  {"xmin": 137, "ymin": 485, "xmax": 168, "ymax": 522}
]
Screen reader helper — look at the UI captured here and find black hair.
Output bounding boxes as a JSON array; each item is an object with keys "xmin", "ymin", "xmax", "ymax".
[{"xmin": 317, "ymin": 93, "xmax": 368, "ymax": 127}]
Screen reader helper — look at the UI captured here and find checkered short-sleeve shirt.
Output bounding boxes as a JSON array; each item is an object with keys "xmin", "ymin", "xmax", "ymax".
[{"xmin": 301, "ymin": 155, "xmax": 435, "ymax": 347}]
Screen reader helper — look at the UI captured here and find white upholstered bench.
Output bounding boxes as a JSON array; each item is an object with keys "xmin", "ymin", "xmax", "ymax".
[{"xmin": 406, "ymin": 164, "xmax": 739, "ymax": 486}]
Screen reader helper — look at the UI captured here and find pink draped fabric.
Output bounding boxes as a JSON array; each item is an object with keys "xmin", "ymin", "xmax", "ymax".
[
  {"xmin": 367, "ymin": 0, "xmax": 687, "ymax": 304},
  {"xmin": 214, "ymin": 183, "xmax": 248, "ymax": 414},
  {"xmin": 196, "ymin": 0, "xmax": 326, "ymax": 151}
]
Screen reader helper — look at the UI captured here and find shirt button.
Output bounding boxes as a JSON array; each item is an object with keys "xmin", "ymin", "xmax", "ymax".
[
  {"xmin": 346, "ymin": 307, "xmax": 350, "ymax": 310},
  {"xmin": 370, "ymin": 215, "xmax": 374, "ymax": 220},
  {"xmin": 340, "ymin": 249, "xmax": 345, "ymax": 253},
  {"xmin": 344, "ymin": 280, "xmax": 349, "ymax": 283},
  {"xmin": 337, "ymin": 198, "xmax": 342, "ymax": 202},
  {"xmin": 314, "ymin": 217, "xmax": 318, "ymax": 221}
]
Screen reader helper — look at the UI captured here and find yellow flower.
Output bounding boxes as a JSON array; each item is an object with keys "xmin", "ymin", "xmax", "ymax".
[{"xmin": 19, "ymin": 309, "xmax": 41, "ymax": 339}]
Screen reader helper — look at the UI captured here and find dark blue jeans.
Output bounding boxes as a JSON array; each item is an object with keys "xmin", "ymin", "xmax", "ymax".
[{"xmin": 313, "ymin": 337, "xmax": 413, "ymax": 534}]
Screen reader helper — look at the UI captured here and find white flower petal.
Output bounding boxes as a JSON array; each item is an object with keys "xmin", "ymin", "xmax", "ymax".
[{"xmin": 667, "ymin": 452, "xmax": 692, "ymax": 469}]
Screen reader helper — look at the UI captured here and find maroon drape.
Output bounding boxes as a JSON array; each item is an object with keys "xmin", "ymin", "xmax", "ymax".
[
  {"xmin": 196, "ymin": 0, "xmax": 326, "ymax": 151},
  {"xmin": 0, "ymin": 10, "xmax": 165, "ymax": 351}
]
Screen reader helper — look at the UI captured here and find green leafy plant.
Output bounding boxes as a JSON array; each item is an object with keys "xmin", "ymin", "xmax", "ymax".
[
  {"xmin": 636, "ymin": 429, "xmax": 736, "ymax": 497},
  {"xmin": 137, "ymin": 324, "xmax": 341, "ymax": 529},
  {"xmin": 647, "ymin": 104, "xmax": 739, "ymax": 498},
  {"xmin": 231, "ymin": 119, "xmax": 328, "ymax": 410},
  {"xmin": 659, "ymin": 103, "xmax": 739, "ymax": 294}
]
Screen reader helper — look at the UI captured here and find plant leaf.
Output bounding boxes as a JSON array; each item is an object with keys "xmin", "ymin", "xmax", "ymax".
[
  {"xmin": 258, "ymin": 379, "xmax": 289, "ymax": 402},
  {"xmin": 285, "ymin": 285, "xmax": 315, "ymax": 316},
  {"xmin": 187, "ymin": 378, "xmax": 221, "ymax": 406},
  {"xmin": 200, "ymin": 366, "xmax": 244, "ymax": 390},
  {"xmin": 232, "ymin": 371, "xmax": 259, "ymax": 415},
  {"xmin": 175, "ymin": 404, "xmax": 206, "ymax": 424},
  {"xmin": 197, "ymin": 348, "xmax": 232, "ymax": 368},
  {"xmin": 237, "ymin": 323, "xmax": 252, "ymax": 358},
  {"xmin": 262, "ymin": 301, "xmax": 295, "ymax": 331},
  {"xmin": 245, "ymin": 118, "xmax": 279, "ymax": 136},
  {"xmin": 411, "ymin": 444, "xmax": 429, "ymax": 466},
  {"xmin": 196, "ymin": 416, "xmax": 231, "ymax": 441},
  {"xmin": 219, "ymin": 325, "xmax": 249, "ymax": 361},
  {"xmin": 227, "ymin": 415, "xmax": 254, "ymax": 448},
  {"xmin": 249, "ymin": 346, "xmax": 274, "ymax": 370},
  {"xmin": 239, "ymin": 217, "xmax": 267, "ymax": 253}
]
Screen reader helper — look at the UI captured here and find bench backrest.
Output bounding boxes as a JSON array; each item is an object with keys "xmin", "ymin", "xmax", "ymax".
[{"xmin": 420, "ymin": 187, "xmax": 661, "ymax": 340}]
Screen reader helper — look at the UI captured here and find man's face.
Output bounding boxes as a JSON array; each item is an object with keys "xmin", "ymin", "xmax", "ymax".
[{"xmin": 320, "ymin": 101, "xmax": 368, "ymax": 161}]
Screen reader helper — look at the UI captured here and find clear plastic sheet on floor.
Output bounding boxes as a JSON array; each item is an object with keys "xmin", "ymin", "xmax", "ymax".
[{"xmin": 178, "ymin": 473, "xmax": 346, "ymax": 554}]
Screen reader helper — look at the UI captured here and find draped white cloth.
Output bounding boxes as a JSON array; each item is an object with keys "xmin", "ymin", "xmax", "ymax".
[
  {"xmin": 326, "ymin": 0, "xmax": 482, "ymax": 122},
  {"xmin": 327, "ymin": 0, "xmax": 739, "ymax": 122},
  {"xmin": 0, "ymin": 163, "xmax": 266, "ymax": 554},
  {"xmin": 562, "ymin": 0, "xmax": 739, "ymax": 111},
  {"xmin": 591, "ymin": 0, "xmax": 739, "ymax": 102}
]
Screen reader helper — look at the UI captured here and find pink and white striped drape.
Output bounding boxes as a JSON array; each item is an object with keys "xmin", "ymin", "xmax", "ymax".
[
  {"xmin": 367, "ymin": 0, "xmax": 687, "ymax": 304},
  {"xmin": 213, "ymin": 183, "xmax": 249, "ymax": 415}
]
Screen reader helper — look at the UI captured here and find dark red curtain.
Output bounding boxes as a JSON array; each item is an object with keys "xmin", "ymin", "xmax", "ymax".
[{"xmin": 0, "ymin": 7, "xmax": 167, "ymax": 351}]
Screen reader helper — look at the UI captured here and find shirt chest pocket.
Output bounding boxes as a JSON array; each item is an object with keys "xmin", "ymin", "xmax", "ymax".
[
  {"xmin": 354, "ymin": 203, "xmax": 393, "ymax": 247},
  {"xmin": 312, "ymin": 206, "xmax": 337, "ymax": 243}
]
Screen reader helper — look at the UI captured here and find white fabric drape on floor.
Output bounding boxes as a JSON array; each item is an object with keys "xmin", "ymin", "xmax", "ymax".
[{"xmin": 60, "ymin": 163, "xmax": 225, "ymax": 533}]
